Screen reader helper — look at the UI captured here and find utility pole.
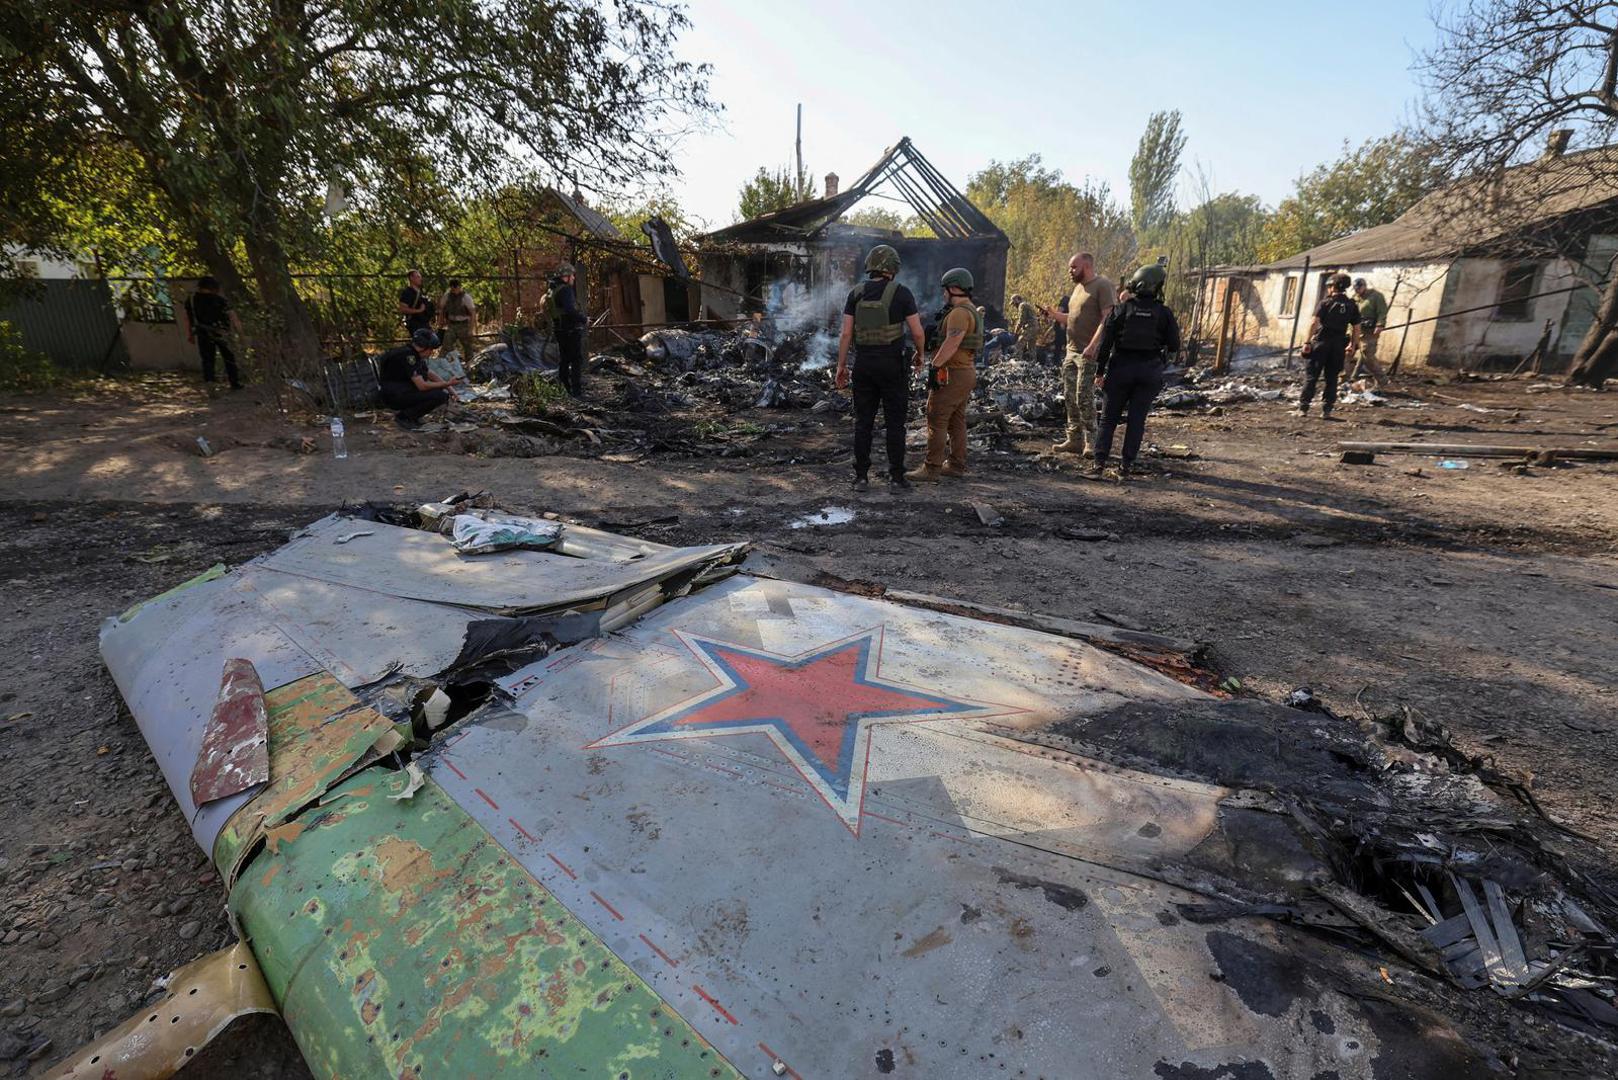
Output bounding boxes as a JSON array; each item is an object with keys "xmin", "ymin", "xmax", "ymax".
[{"xmin": 795, "ymin": 104, "xmax": 804, "ymax": 195}]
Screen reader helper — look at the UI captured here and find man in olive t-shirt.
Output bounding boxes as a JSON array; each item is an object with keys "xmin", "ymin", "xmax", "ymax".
[
  {"xmin": 1350, "ymin": 277, "xmax": 1390, "ymax": 386},
  {"xmin": 1043, "ymin": 253, "xmax": 1116, "ymax": 455}
]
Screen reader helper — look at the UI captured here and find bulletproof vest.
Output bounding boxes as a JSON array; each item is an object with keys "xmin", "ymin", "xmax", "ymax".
[
  {"xmin": 1116, "ymin": 300, "xmax": 1167, "ymax": 353},
  {"xmin": 444, "ymin": 291, "xmax": 472, "ymax": 319},
  {"xmin": 1318, "ymin": 293, "xmax": 1355, "ymax": 335},
  {"xmin": 950, "ymin": 302, "xmax": 983, "ymax": 355},
  {"xmin": 853, "ymin": 279, "xmax": 903, "ymax": 346}
]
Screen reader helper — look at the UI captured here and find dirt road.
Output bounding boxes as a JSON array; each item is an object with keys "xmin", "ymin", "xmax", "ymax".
[{"xmin": 1, "ymin": 373, "xmax": 1614, "ymax": 1074}]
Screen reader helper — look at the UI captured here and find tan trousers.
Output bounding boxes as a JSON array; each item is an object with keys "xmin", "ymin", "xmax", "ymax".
[
  {"xmin": 924, "ymin": 366, "xmax": 976, "ymax": 468},
  {"xmin": 1353, "ymin": 332, "xmax": 1388, "ymax": 384},
  {"xmin": 1061, "ymin": 349, "xmax": 1097, "ymax": 448},
  {"xmin": 441, "ymin": 321, "xmax": 477, "ymax": 359}
]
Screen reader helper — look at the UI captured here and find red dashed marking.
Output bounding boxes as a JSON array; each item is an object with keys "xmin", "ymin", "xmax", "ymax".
[
  {"xmin": 863, "ymin": 811, "xmax": 912, "ymax": 830},
  {"xmin": 761, "ymin": 777, "xmax": 802, "ymax": 795},
  {"xmin": 692, "ymin": 984, "xmax": 739, "ymax": 1025},
  {"xmin": 650, "ymin": 746, "xmax": 686, "ymax": 761},
  {"xmin": 508, "ymin": 818, "xmax": 537, "ymax": 842},
  {"xmin": 474, "ymin": 788, "xmax": 499, "ymax": 810},
  {"xmin": 705, "ymin": 761, "xmax": 744, "ymax": 779},
  {"xmin": 638, "ymin": 933, "xmax": 679, "ymax": 969},
  {"xmin": 590, "ymin": 891, "xmax": 625, "ymax": 921},
  {"xmin": 547, "ymin": 853, "xmax": 577, "ymax": 880},
  {"xmin": 758, "ymin": 1043, "xmax": 802, "ymax": 1079},
  {"xmin": 440, "ymin": 759, "xmax": 468, "ymax": 781}
]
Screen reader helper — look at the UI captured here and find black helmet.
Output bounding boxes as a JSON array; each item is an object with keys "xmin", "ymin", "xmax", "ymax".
[
  {"xmin": 1127, "ymin": 264, "xmax": 1167, "ymax": 298},
  {"xmin": 411, "ymin": 328, "xmax": 441, "ymax": 350},
  {"xmin": 1332, "ymin": 272, "xmax": 1352, "ymax": 290}
]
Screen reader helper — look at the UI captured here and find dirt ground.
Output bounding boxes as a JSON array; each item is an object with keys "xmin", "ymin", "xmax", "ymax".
[{"xmin": 1, "ymin": 369, "xmax": 1615, "ymax": 1075}]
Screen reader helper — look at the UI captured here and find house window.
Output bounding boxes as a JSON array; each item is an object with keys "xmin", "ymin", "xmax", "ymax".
[
  {"xmin": 1496, "ymin": 263, "xmax": 1538, "ymax": 321},
  {"xmin": 1280, "ymin": 276, "xmax": 1299, "ymax": 314}
]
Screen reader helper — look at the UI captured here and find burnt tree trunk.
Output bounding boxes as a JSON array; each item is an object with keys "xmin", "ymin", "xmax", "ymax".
[{"xmin": 1567, "ymin": 272, "xmax": 1618, "ymax": 388}]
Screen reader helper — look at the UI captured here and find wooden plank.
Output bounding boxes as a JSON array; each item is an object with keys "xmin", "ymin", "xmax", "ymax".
[
  {"xmin": 1337, "ymin": 440, "xmax": 1618, "ymax": 461},
  {"xmin": 882, "ymin": 589, "xmax": 1202, "ymax": 658}
]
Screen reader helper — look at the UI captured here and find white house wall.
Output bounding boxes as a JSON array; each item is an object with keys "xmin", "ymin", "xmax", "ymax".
[{"xmin": 1429, "ymin": 257, "xmax": 1578, "ymax": 367}]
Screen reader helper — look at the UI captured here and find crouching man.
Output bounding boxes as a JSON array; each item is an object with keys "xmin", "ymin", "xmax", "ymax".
[{"xmin": 378, "ymin": 328, "xmax": 461, "ymax": 430}]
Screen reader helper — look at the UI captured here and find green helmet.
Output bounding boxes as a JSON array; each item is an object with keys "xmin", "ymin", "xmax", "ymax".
[
  {"xmin": 1128, "ymin": 263, "xmax": 1167, "ymax": 297},
  {"xmin": 940, "ymin": 267, "xmax": 974, "ymax": 292},
  {"xmin": 864, "ymin": 244, "xmax": 900, "ymax": 275}
]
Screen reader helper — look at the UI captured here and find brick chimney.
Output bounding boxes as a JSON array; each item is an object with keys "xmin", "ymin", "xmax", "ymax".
[
  {"xmin": 825, "ymin": 172, "xmax": 839, "ymax": 198},
  {"xmin": 1543, "ymin": 129, "xmax": 1573, "ymax": 160}
]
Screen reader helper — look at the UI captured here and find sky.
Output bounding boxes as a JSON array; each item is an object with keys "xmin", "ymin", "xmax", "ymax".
[{"xmin": 657, "ymin": 0, "xmax": 1444, "ymax": 229}]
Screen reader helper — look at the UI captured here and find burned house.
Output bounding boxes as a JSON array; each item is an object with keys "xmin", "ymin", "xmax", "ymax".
[
  {"xmin": 1195, "ymin": 133, "xmax": 1618, "ymax": 372},
  {"xmin": 696, "ymin": 138, "xmax": 1008, "ymax": 328},
  {"xmin": 504, "ymin": 188, "xmax": 697, "ymax": 349}
]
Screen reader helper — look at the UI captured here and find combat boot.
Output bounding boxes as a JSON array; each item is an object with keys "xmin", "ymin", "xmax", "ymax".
[
  {"xmin": 939, "ymin": 463, "xmax": 968, "ymax": 478},
  {"xmin": 905, "ymin": 464, "xmax": 944, "ymax": 483},
  {"xmin": 1051, "ymin": 436, "xmax": 1084, "ymax": 454}
]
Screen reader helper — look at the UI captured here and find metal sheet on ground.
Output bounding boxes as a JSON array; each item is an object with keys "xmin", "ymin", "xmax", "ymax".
[
  {"xmin": 231, "ymin": 769, "xmax": 740, "ymax": 1079},
  {"xmin": 100, "ymin": 574, "xmax": 322, "ymax": 852},
  {"xmin": 257, "ymin": 515, "xmax": 745, "ymax": 614},
  {"xmin": 428, "ymin": 575, "xmax": 1364, "ymax": 1077},
  {"xmin": 230, "ymin": 567, "xmax": 478, "ymax": 686}
]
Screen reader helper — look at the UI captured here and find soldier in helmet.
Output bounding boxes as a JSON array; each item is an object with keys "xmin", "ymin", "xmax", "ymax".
[
  {"xmin": 1299, "ymin": 272, "xmax": 1361, "ymax": 419},
  {"xmin": 835, "ymin": 244, "xmax": 928, "ymax": 491},
  {"xmin": 1092, "ymin": 264, "xmax": 1180, "ymax": 479},
  {"xmin": 547, "ymin": 263, "xmax": 587, "ymax": 396},
  {"xmin": 1011, "ymin": 294, "xmax": 1039, "ymax": 361},
  {"xmin": 907, "ymin": 267, "xmax": 982, "ymax": 482}
]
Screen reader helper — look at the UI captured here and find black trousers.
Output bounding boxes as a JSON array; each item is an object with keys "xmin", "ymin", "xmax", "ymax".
[
  {"xmin": 1094, "ymin": 356, "xmax": 1165, "ymax": 466},
  {"xmin": 557, "ymin": 330, "xmax": 585, "ymax": 395},
  {"xmin": 1301, "ymin": 338, "xmax": 1347, "ymax": 412},
  {"xmin": 381, "ymin": 384, "xmax": 450, "ymax": 422},
  {"xmin": 851, "ymin": 356, "xmax": 910, "ymax": 478},
  {"xmin": 197, "ymin": 333, "xmax": 240, "ymax": 387}
]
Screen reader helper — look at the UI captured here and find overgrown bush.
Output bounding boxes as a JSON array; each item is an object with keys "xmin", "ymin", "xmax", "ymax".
[
  {"xmin": 511, "ymin": 371, "xmax": 567, "ymax": 414},
  {"xmin": 0, "ymin": 321, "xmax": 61, "ymax": 393}
]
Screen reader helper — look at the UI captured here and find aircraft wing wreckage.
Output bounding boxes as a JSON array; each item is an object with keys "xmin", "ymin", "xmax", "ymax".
[{"xmin": 75, "ymin": 504, "xmax": 1616, "ymax": 1078}]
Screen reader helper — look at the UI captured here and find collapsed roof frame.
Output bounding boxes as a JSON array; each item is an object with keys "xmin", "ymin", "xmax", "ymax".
[{"xmin": 703, "ymin": 136, "xmax": 1005, "ymax": 242}]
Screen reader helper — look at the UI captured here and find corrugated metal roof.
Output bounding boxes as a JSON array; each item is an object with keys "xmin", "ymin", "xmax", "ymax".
[
  {"xmin": 1263, "ymin": 143, "xmax": 1618, "ymax": 270},
  {"xmin": 544, "ymin": 188, "xmax": 624, "ymax": 240}
]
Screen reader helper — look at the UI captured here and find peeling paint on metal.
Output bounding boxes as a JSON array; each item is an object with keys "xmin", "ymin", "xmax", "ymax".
[
  {"xmin": 212, "ymin": 672, "xmax": 398, "ymax": 884},
  {"xmin": 190, "ymin": 658, "xmax": 270, "ymax": 805},
  {"xmin": 230, "ymin": 768, "xmax": 740, "ymax": 1078},
  {"xmin": 45, "ymin": 941, "xmax": 276, "ymax": 1079}
]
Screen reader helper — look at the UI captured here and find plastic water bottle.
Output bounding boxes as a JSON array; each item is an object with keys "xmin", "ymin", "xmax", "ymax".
[{"xmin": 330, "ymin": 416, "xmax": 348, "ymax": 460}]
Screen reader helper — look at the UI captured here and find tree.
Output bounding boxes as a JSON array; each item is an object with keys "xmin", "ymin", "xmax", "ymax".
[
  {"xmin": 967, "ymin": 156, "xmax": 1136, "ymax": 308},
  {"xmin": 2, "ymin": 1, "xmax": 713, "ymax": 375},
  {"xmin": 737, "ymin": 165, "xmax": 817, "ymax": 221},
  {"xmin": 1129, "ymin": 111, "xmax": 1187, "ymax": 237},
  {"xmin": 1417, "ymin": 0, "xmax": 1618, "ymax": 387},
  {"xmin": 1255, "ymin": 135, "xmax": 1446, "ymax": 263},
  {"xmin": 841, "ymin": 206, "xmax": 933, "ymax": 236}
]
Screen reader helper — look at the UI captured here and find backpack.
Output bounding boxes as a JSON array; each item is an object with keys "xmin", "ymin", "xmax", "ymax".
[
  {"xmin": 1116, "ymin": 300, "xmax": 1167, "ymax": 353},
  {"xmin": 1318, "ymin": 293, "xmax": 1355, "ymax": 336}
]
